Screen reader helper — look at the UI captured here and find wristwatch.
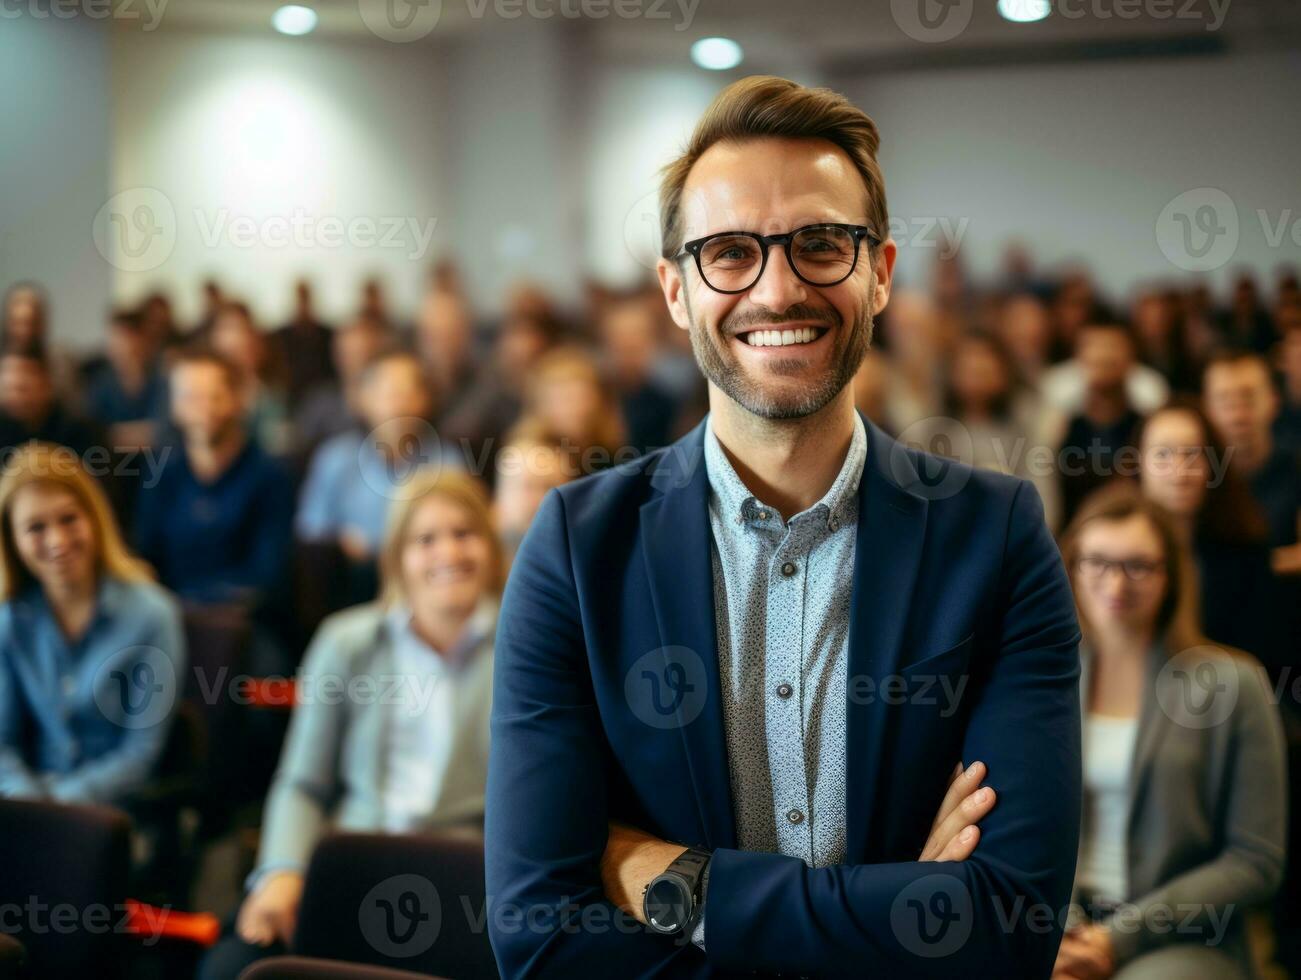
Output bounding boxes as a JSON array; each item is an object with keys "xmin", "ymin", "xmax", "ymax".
[{"xmin": 643, "ymin": 847, "xmax": 711, "ymax": 936}]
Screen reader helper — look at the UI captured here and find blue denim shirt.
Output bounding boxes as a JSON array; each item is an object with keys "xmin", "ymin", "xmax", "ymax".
[
  {"xmin": 0, "ymin": 576, "xmax": 186, "ymax": 804},
  {"xmin": 295, "ymin": 428, "xmax": 466, "ymax": 555}
]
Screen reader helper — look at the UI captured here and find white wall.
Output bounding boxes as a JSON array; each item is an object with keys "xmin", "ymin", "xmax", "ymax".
[
  {"xmin": 835, "ymin": 50, "xmax": 1301, "ymax": 298},
  {"xmin": 109, "ymin": 29, "xmax": 448, "ymax": 326},
  {"xmin": 1, "ymin": 13, "xmax": 112, "ymax": 350}
]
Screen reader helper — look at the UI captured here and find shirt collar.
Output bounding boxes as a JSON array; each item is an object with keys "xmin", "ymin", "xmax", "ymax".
[
  {"xmin": 384, "ymin": 596, "xmax": 498, "ymax": 670},
  {"xmin": 703, "ymin": 410, "xmax": 867, "ymax": 532}
]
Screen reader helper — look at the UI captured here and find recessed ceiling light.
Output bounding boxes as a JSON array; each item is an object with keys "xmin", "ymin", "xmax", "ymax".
[
  {"xmin": 998, "ymin": 0, "xmax": 1051, "ymax": 23},
  {"xmin": 272, "ymin": 4, "xmax": 318, "ymax": 35},
  {"xmin": 691, "ymin": 37, "xmax": 743, "ymax": 71}
]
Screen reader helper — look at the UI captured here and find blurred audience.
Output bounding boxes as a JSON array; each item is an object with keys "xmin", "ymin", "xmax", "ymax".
[
  {"xmin": 199, "ymin": 469, "xmax": 499, "ymax": 980},
  {"xmin": 1203, "ymin": 349, "xmax": 1301, "ymax": 573},
  {"xmin": 1055, "ymin": 319, "xmax": 1146, "ymax": 526},
  {"xmin": 209, "ymin": 302, "xmax": 291, "ymax": 456},
  {"xmin": 134, "ymin": 350, "xmax": 294, "ymax": 609},
  {"xmin": 1057, "ymin": 486, "xmax": 1285, "ymax": 980},
  {"xmin": 296, "ymin": 349, "xmax": 463, "ymax": 580},
  {"xmin": 0, "ymin": 349, "xmax": 106, "ymax": 461},
  {"xmin": 1135, "ymin": 400, "xmax": 1287, "ymax": 674},
  {"xmin": 269, "ymin": 279, "xmax": 335, "ymax": 413},
  {"xmin": 0, "ymin": 443, "xmax": 186, "ymax": 805},
  {"xmin": 514, "ymin": 345, "xmax": 627, "ymax": 475}
]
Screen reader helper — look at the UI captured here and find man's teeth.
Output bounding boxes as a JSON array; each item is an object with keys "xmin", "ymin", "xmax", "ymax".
[{"xmin": 740, "ymin": 327, "xmax": 821, "ymax": 347}]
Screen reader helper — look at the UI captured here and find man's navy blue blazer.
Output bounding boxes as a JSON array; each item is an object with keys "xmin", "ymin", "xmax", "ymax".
[{"xmin": 486, "ymin": 411, "xmax": 1083, "ymax": 979}]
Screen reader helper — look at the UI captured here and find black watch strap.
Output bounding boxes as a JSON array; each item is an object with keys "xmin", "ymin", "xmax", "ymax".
[{"xmin": 644, "ymin": 846, "xmax": 711, "ymax": 936}]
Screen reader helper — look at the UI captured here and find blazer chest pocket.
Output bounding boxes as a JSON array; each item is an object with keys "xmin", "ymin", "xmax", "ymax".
[{"xmin": 891, "ymin": 633, "xmax": 976, "ymax": 719}]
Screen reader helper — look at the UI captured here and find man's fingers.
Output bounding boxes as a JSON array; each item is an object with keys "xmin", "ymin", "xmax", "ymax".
[
  {"xmin": 936, "ymin": 824, "xmax": 979, "ymax": 862},
  {"xmin": 930, "ymin": 760, "xmax": 985, "ymax": 832},
  {"xmin": 928, "ymin": 785, "xmax": 997, "ymax": 858}
]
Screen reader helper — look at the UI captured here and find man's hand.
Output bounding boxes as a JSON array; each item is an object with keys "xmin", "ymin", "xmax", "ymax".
[
  {"xmin": 1051, "ymin": 923, "xmax": 1115, "ymax": 979},
  {"xmin": 600, "ymin": 759, "xmax": 995, "ymax": 922},
  {"xmin": 919, "ymin": 760, "xmax": 997, "ymax": 862},
  {"xmin": 600, "ymin": 823, "xmax": 689, "ymax": 924}
]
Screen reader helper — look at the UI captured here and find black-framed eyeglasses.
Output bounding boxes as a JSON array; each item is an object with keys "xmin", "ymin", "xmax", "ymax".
[
  {"xmin": 677, "ymin": 223, "xmax": 880, "ymax": 295},
  {"xmin": 1076, "ymin": 555, "xmax": 1164, "ymax": 582}
]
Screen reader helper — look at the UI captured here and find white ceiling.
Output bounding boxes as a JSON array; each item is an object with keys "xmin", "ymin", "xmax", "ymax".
[{"xmin": 124, "ymin": 0, "xmax": 1301, "ymax": 67}]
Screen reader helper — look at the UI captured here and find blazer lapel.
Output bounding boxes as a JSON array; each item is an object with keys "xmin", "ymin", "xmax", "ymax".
[
  {"xmin": 638, "ymin": 419, "xmax": 737, "ymax": 850},
  {"xmin": 845, "ymin": 417, "xmax": 930, "ymax": 862}
]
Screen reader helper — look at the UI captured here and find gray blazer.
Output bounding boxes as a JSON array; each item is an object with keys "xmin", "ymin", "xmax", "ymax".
[
  {"xmin": 252, "ymin": 600, "xmax": 495, "ymax": 883},
  {"xmin": 1074, "ymin": 641, "xmax": 1287, "ymax": 974}
]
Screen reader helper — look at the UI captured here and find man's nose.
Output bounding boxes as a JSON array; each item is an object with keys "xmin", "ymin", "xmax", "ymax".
[{"xmin": 745, "ymin": 244, "xmax": 808, "ymax": 314}]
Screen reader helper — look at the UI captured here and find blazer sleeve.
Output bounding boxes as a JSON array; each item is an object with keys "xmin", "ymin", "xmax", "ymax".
[
  {"xmin": 1104, "ymin": 656, "xmax": 1288, "ymax": 964},
  {"xmin": 702, "ymin": 478, "xmax": 1084, "ymax": 979},
  {"xmin": 485, "ymin": 489, "xmax": 712, "ymax": 979}
]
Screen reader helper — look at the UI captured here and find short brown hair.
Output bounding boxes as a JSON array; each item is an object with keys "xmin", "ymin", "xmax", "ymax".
[
  {"xmin": 169, "ymin": 346, "xmax": 241, "ymax": 391},
  {"xmin": 658, "ymin": 75, "xmax": 889, "ymax": 260}
]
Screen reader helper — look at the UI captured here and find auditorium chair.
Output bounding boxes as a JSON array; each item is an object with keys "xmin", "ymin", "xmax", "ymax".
[
  {"xmin": 287, "ymin": 827, "xmax": 498, "ymax": 979},
  {"xmin": 0, "ymin": 798, "xmax": 132, "ymax": 980},
  {"xmin": 240, "ymin": 956, "xmax": 444, "ymax": 980}
]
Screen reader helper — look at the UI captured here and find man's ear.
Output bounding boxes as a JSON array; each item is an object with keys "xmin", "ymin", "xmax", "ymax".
[
  {"xmin": 657, "ymin": 257, "xmax": 692, "ymax": 333},
  {"xmin": 870, "ymin": 238, "xmax": 899, "ymax": 316}
]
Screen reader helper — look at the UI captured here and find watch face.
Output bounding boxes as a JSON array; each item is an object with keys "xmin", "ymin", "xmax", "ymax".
[{"xmin": 645, "ymin": 875, "xmax": 690, "ymax": 934}]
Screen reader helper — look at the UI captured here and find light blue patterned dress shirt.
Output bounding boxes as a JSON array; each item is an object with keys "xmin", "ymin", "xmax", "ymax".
[{"xmin": 703, "ymin": 410, "xmax": 866, "ymax": 868}]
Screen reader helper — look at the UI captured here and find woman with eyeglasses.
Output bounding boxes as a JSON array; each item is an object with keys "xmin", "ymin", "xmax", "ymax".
[
  {"xmin": 1135, "ymin": 398, "xmax": 1288, "ymax": 675},
  {"xmin": 1052, "ymin": 486, "xmax": 1285, "ymax": 980}
]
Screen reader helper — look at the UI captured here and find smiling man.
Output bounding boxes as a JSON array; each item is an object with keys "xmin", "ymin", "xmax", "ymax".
[{"xmin": 486, "ymin": 76, "xmax": 1083, "ymax": 978}]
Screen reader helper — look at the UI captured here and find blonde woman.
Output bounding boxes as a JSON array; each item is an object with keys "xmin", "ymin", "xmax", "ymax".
[
  {"xmin": 200, "ymin": 468, "xmax": 502, "ymax": 980},
  {"xmin": 0, "ymin": 442, "xmax": 185, "ymax": 803},
  {"xmin": 1054, "ymin": 486, "xmax": 1285, "ymax": 980},
  {"xmin": 518, "ymin": 344, "xmax": 628, "ymax": 474}
]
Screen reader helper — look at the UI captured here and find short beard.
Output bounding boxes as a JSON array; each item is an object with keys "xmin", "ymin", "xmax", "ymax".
[{"xmin": 683, "ymin": 287, "xmax": 874, "ymax": 421}]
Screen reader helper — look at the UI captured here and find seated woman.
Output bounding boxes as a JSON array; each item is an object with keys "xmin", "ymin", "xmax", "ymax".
[
  {"xmin": 1054, "ymin": 486, "xmax": 1286, "ymax": 980},
  {"xmin": 0, "ymin": 442, "xmax": 186, "ymax": 804},
  {"xmin": 1136, "ymin": 398, "xmax": 1289, "ymax": 675},
  {"xmin": 200, "ymin": 467, "xmax": 501, "ymax": 980}
]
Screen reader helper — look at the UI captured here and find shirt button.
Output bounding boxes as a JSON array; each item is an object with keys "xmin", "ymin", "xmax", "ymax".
[
  {"xmin": 758, "ymin": 510, "xmax": 770, "ymax": 520},
  {"xmin": 781, "ymin": 561, "xmax": 797, "ymax": 577},
  {"xmin": 776, "ymin": 682, "xmax": 793, "ymax": 699},
  {"xmin": 786, "ymin": 808, "xmax": 804, "ymax": 825},
  {"xmin": 829, "ymin": 515, "xmax": 840, "ymax": 532}
]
